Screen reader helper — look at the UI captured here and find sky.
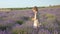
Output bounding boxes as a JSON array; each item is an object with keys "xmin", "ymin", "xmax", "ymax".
[{"xmin": 0, "ymin": 0, "xmax": 60, "ymax": 8}]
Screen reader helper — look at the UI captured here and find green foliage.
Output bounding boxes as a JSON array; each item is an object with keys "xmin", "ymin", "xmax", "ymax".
[
  {"xmin": 0, "ymin": 26, "xmax": 7, "ymax": 31},
  {"xmin": 42, "ymin": 22, "xmax": 48, "ymax": 26},
  {"xmin": 11, "ymin": 27, "xmax": 33, "ymax": 34},
  {"xmin": 0, "ymin": 17, "xmax": 3, "ymax": 20},
  {"xmin": 8, "ymin": 7, "xmax": 32, "ymax": 10},
  {"xmin": 0, "ymin": 16, "xmax": 8, "ymax": 21},
  {"xmin": 0, "ymin": 23, "xmax": 14, "ymax": 31},
  {"xmin": 43, "ymin": 13, "xmax": 56, "ymax": 20},
  {"xmin": 46, "ymin": 14, "xmax": 55, "ymax": 18},
  {"xmin": 12, "ymin": 28, "xmax": 26, "ymax": 34},
  {"xmin": 16, "ymin": 20, "xmax": 24, "ymax": 25}
]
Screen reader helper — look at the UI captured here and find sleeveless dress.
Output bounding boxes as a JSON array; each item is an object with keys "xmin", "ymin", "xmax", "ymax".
[{"xmin": 33, "ymin": 11, "xmax": 41, "ymax": 28}]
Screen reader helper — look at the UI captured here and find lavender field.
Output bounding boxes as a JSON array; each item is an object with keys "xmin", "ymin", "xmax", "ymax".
[{"xmin": 0, "ymin": 7, "xmax": 60, "ymax": 34}]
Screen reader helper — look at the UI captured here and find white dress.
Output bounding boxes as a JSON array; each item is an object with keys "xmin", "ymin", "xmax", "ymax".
[
  {"xmin": 33, "ymin": 19, "xmax": 39, "ymax": 28},
  {"xmin": 33, "ymin": 12, "xmax": 41, "ymax": 28},
  {"xmin": 33, "ymin": 11, "xmax": 42, "ymax": 34}
]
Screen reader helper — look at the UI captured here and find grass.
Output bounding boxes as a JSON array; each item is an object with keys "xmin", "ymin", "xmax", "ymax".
[
  {"xmin": 43, "ymin": 13, "xmax": 56, "ymax": 20},
  {"xmin": 0, "ymin": 22, "xmax": 15, "ymax": 31},
  {"xmin": 12, "ymin": 28, "xmax": 26, "ymax": 34},
  {"xmin": 16, "ymin": 20, "xmax": 24, "ymax": 25},
  {"xmin": 11, "ymin": 27, "xmax": 33, "ymax": 34}
]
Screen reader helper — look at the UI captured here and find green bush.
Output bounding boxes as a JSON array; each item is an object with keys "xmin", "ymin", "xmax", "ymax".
[
  {"xmin": 12, "ymin": 28, "xmax": 26, "ymax": 34},
  {"xmin": 16, "ymin": 20, "xmax": 24, "ymax": 25},
  {"xmin": 11, "ymin": 27, "xmax": 33, "ymax": 34},
  {"xmin": 12, "ymin": 28, "xmax": 25, "ymax": 34},
  {"xmin": 0, "ymin": 26, "xmax": 7, "ymax": 31},
  {"xmin": 0, "ymin": 23, "xmax": 14, "ymax": 31},
  {"xmin": 45, "ymin": 13, "xmax": 56, "ymax": 20}
]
